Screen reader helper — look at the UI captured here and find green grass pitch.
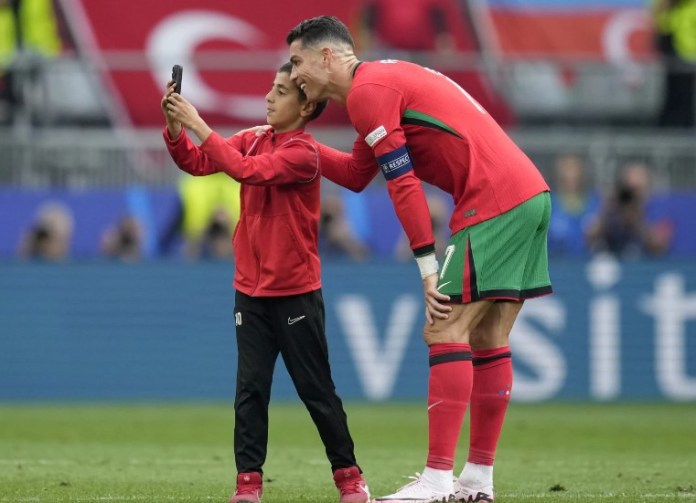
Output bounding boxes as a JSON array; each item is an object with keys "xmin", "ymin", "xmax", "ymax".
[{"xmin": 1, "ymin": 402, "xmax": 695, "ymax": 502}]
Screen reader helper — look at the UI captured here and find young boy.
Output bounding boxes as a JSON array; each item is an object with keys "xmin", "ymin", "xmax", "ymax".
[{"xmin": 161, "ymin": 62, "xmax": 370, "ymax": 503}]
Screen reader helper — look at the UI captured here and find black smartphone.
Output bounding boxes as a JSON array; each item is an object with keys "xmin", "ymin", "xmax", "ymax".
[{"xmin": 172, "ymin": 65, "xmax": 183, "ymax": 94}]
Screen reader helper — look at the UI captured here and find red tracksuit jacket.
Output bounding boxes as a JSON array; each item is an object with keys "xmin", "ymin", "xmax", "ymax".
[{"xmin": 164, "ymin": 127, "xmax": 322, "ymax": 297}]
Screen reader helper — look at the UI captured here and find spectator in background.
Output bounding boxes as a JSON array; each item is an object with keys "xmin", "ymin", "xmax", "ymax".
[
  {"xmin": 18, "ymin": 200, "xmax": 73, "ymax": 261},
  {"xmin": 548, "ymin": 153, "xmax": 601, "ymax": 257},
  {"xmin": 158, "ymin": 172, "xmax": 240, "ymax": 260},
  {"xmin": 319, "ymin": 192, "xmax": 370, "ymax": 261},
  {"xmin": 100, "ymin": 214, "xmax": 143, "ymax": 263},
  {"xmin": 652, "ymin": 0, "xmax": 696, "ymax": 128},
  {"xmin": 0, "ymin": 0, "xmax": 62, "ymax": 124},
  {"xmin": 587, "ymin": 160, "xmax": 674, "ymax": 258},
  {"xmin": 199, "ymin": 207, "xmax": 234, "ymax": 260}
]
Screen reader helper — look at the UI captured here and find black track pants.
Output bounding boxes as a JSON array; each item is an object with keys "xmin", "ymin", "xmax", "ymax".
[{"xmin": 233, "ymin": 289, "xmax": 359, "ymax": 474}]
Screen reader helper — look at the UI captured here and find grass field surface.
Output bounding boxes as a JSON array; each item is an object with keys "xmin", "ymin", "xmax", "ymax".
[{"xmin": 1, "ymin": 402, "xmax": 695, "ymax": 502}]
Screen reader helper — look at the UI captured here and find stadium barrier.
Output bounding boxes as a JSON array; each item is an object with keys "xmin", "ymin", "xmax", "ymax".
[
  {"xmin": 1, "ymin": 258, "xmax": 694, "ymax": 402},
  {"xmin": 1, "ymin": 127, "xmax": 695, "ymax": 191}
]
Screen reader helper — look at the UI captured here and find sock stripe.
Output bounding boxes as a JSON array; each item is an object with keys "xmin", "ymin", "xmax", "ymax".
[
  {"xmin": 472, "ymin": 352, "xmax": 511, "ymax": 367},
  {"xmin": 429, "ymin": 351, "xmax": 472, "ymax": 367}
]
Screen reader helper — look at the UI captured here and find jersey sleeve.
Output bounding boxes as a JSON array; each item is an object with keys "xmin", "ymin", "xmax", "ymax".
[
  {"xmin": 200, "ymin": 132, "xmax": 319, "ymax": 185},
  {"xmin": 347, "ymin": 83, "xmax": 436, "ymax": 255},
  {"xmin": 163, "ymin": 126, "xmax": 220, "ymax": 176},
  {"xmin": 319, "ymin": 136, "xmax": 379, "ymax": 192}
]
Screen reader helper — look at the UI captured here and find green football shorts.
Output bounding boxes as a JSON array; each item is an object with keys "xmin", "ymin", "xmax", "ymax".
[{"xmin": 437, "ymin": 191, "xmax": 553, "ymax": 303}]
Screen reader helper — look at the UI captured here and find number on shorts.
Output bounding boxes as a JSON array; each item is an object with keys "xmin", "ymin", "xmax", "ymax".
[{"xmin": 440, "ymin": 244, "xmax": 455, "ymax": 279}]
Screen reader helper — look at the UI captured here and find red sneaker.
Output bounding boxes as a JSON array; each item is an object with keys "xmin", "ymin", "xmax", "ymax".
[
  {"xmin": 333, "ymin": 466, "xmax": 370, "ymax": 503},
  {"xmin": 229, "ymin": 472, "xmax": 263, "ymax": 503}
]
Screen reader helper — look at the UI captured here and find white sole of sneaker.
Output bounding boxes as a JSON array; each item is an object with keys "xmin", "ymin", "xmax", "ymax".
[{"xmin": 373, "ymin": 497, "xmax": 454, "ymax": 503}]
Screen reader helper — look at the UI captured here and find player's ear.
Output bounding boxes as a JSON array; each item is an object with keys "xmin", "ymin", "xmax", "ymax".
[
  {"xmin": 300, "ymin": 100, "xmax": 316, "ymax": 119},
  {"xmin": 321, "ymin": 46, "xmax": 332, "ymax": 65}
]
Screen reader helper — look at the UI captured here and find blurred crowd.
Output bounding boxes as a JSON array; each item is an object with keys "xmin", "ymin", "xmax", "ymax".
[
  {"xmin": 2, "ymin": 0, "xmax": 695, "ymax": 263},
  {"xmin": 548, "ymin": 155, "xmax": 674, "ymax": 259},
  {"xmin": 14, "ymin": 153, "xmax": 682, "ymax": 263}
]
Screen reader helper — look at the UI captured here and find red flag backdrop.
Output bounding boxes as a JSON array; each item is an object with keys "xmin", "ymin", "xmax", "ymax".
[{"xmin": 60, "ymin": 0, "xmax": 513, "ymax": 128}]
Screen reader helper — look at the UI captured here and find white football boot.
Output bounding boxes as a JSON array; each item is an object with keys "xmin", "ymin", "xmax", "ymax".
[
  {"xmin": 375, "ymin": 473, "xmax": 454, "ymax": 502},
  {"xmin": 452, "ymin": 479, "xmax": 494, "ymax": 502}
]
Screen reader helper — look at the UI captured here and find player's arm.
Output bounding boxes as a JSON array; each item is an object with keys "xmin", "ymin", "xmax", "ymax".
[
  {"xmin": 162, "ymin": 87, "xmax": 245, "ymax": 176},
  {"xmin": 200, "ymin": 132, "xmax": 319, "ymax": 185},
  {"xmin": 349, "ymin": 83, "xmax": 450, "ymax": 321},
  {"xmin": 380, "ymin": 148, "xmax": 452, "ymax": 322},
  {"xmin": 163, "ymin": 126, "xmax": 221, "ymax": 176},
  {"xmin": 348, "ymin": 84, "xmax": 436, "ymax": 258},
  {"xmin": 319, "ymin": 136, "xmax": 379, "ymax": 192}
]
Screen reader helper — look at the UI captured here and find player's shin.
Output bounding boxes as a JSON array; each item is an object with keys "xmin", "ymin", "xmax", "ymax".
[
  {"xmin": 461, "ymin": 346, "xmax": 512, "ymax": 485},
  {"xmin": 426, "ymin": 343, "xmax": 473, "ymax": 481}
]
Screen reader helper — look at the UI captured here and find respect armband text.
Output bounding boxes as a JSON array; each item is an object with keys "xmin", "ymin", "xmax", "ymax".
[{"xmin": 377, "ymin": 145, "xmax": 413, "ymax": 181}]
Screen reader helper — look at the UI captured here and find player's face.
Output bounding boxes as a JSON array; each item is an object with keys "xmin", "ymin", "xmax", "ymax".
[
  {"xmin": 288, "ymin": 40, "xmax": 329, "ymax": 102},
  {"xmin": 265, "ymin": 72, "xmax": 304, "ymax": 132}
]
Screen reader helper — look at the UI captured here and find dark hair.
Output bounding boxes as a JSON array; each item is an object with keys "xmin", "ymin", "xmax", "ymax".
[
  {"xmin": 277, "ymin": 61, "xmax": 328, "ymax": 122},
  {"xmin": 286, "ymin": 15, "xmax": 355, "ymax": 50},
  {"xmin": 278, "ymin": 61, "xmax": 294, "ymax": 75}
]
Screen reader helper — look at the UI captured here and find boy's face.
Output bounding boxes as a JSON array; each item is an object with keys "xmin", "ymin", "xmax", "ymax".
[{"xmin": 265, "ymin": 71, "xmax": 306, "ymax": 132}]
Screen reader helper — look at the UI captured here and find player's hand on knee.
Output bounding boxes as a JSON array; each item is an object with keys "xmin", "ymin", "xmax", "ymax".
[{"xmin": 422, "ymin": 273, "xmax": 451, "ymax": 324}]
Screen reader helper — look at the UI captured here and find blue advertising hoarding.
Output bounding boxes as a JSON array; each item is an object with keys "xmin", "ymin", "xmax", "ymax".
[{"xmin": 0, "ymin": 258, "xmax": 694, "ymax": 402}]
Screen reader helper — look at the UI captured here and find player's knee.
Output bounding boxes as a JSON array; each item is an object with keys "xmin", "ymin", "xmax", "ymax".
[
  {"xmin": 469, "ymin": 327, "xmax": 488, "ymax": 348},
  {"xmin": 422, "ymin": 321, "xmax": 468, "ymax": 346},
  {"xmin": 470, "ymin": 326, "xmax": 508, "ymax": 350}
]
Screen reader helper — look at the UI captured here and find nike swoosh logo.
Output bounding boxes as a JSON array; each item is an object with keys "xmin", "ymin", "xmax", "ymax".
[
  {"xmin": 428, "ymin": 400, "xmax": 443, "ymax": 411},
  {"xmin": 359, "ymin": 484, "xmax": 370, "ymax": 498},
  {"xmin": 437, "ymin": 281, "xmax": 452, "ymax": 291},
  {"xmin": 288, "ymin": 315, "xmax": 306, "ymax": 325}
]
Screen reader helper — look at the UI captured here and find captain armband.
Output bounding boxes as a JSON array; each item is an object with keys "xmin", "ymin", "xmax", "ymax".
[
  {"xmin": 376, "ymin": 145, "xmax": 413, "ymax": 180},
  {"xmin": 415, "ymin": 253, "xmax": 439, "ymax": 279}
]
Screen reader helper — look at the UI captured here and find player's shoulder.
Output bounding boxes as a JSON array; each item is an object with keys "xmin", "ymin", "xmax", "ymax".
[
  {"xmin": 357, "ymin": 59, "xmax": 420, "ymax": 79},
  {"xmin": 352, "ymin": 60, "xmax": 429, "ymax": 93},
  {"xmin": 350, "ymin": 61, "xmax": 407, "ymax": 97}
]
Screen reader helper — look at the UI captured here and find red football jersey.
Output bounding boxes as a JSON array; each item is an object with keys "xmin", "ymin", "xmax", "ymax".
[
  {"xmin": 164, "ymin": 127, "xmax": 322, "ymax": 297},
  {"xmin": 343, "ymin": 60, "xmax": 549, "ymax": 254}
]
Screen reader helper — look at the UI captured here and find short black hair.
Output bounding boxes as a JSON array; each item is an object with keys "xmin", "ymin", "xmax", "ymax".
[
  {"xmin": 277, "ymin": 61, "xmax": 327, "ymax": 122},
  {"xmin": 286, "ymin": 15, "xmax": 355, "ymax": 50},
  {"xmin": 278, "ymin": 61, "xmax": 294, "ymax": 75}
]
